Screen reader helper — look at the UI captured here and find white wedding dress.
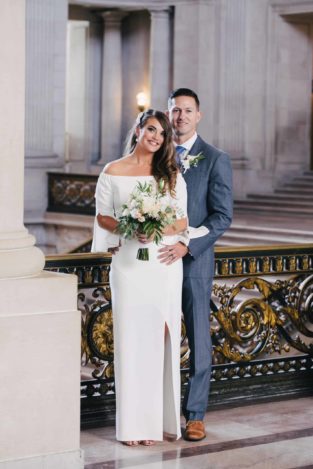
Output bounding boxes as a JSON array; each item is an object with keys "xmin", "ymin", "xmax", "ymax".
[{"xmin": 91, "ymin": 172, "xmax": 187, "ymax": 441}]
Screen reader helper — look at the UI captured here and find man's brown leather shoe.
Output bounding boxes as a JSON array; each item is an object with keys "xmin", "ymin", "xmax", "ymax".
[{"xmin": 184, "ymin": 420, "xmax": 206, "ymax": 441}]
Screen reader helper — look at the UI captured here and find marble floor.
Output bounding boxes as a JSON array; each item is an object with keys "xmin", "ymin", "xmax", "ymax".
[{"xmin": 81, "ymin": 396, "xmax": 313, "ymax": 469}]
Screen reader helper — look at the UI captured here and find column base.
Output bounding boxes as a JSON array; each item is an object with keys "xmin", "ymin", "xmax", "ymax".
[
  {"xmin": 0, "ymin": 272, "xmax": 81, "ymax": 465},
  {"xmin": 0, "ymin": 450, "xmax": 83, "ymax": 469},
  {"xmin": 0, "ymin": 245, "xmax": 45, "ymax": 278}
]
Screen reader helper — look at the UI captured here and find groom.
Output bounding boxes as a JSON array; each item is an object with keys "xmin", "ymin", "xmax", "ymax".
[{"xmin": 159, "ymin": 88, "xmax": 233, "ymax": 441}]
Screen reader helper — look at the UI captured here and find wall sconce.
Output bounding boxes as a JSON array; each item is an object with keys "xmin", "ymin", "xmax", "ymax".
[{"xmin": 136, "ymin": 91, "xmax": 148, "ymax": 112}]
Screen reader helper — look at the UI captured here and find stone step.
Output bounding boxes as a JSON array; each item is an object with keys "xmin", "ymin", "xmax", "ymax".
[
  {"xmin": 229, "ymin": 223, "xmax": 313, "ymax": 237},
  {"xmin": 217, "ymin": 215, "xmax": 313, "ymax": 246},
  {"xmin": 221, "ymin": 230, "xmax": 313, "ymax": 244},
  {"xmin": 292, "ymin": 177, "xmax": 313, "ymax": 184},
  {"xmin": 235, "ymin": 199, "xmax": 313, "ymax": 209},
  {"xmin": 246, "ymin": 193, "xmax": 313, "ymax": 203},
  {"xmin": 281, "ymin": 182, "xmax": 313, "ymax": 189},
  {"xmin": 293, "ymin": 173, "xmax": 313, "ymax": 180},
  {"xmin": 234, "ymin": 201, "xmax": 313, "ymax": 214},
  {"xmin": 275, "ymin": 188, "xmax": 313, "ymax": 195}
]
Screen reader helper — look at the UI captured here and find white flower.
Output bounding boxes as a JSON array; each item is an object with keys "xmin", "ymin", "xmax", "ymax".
[
  {"xmin": 122, "ymin": 207, "xmax": 130, "ymax": 216},
  {"xmin": 142, "ymin": 197, "xmax": 155, "ymax": 214},
  {"xmin": 182, "ymin": 159, "xmax": 190, "ymax": 173},
  {"xmin": 130, "ymin": 199, "xmax": 138, "ymax": 209},
  {"xmin": 130, "ymin": 208, "xmax": 141, "ymax": 219},
  {"xmin": 181, "ymin": 151, "xmax": 205, "ymax": 173}
]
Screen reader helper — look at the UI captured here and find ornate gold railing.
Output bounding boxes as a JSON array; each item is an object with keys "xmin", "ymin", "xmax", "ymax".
[
  {"xmin": 47, "ymin": 172, "xmax": 97, "ymax": 215},
  {"xmin": 44, "ymin": 244, "xmax": 313, "ymax": 428}
]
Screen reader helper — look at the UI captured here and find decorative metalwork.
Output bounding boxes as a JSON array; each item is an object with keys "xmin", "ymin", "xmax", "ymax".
[
  {"xmin": 80, "ymin": 288, "xmax": 114, "ymax": 383},
  {"xmin": 45, "ymin": 253, "xmax": 111, "ymax": 286},
  {"xmin": 211, "ymin": 274, "xmax": 313, "ymax": 363},
  {"xmin": 45, "ymin": 247, "xmax": 313, "ymax": 368},
  {"xmin": 47, "ymin": 172, "xmax": 98, "ymax": 215},
  {"xmin": 210, "ymin": 355, "xmax": 312, "ymax": 381},
  {"xmin": 44, "ymin": 244, "xmax": 313, "ymax": 426},
  {"xmin": 214, "ymin": 245, "xmax": 313, "ymax": 277}
]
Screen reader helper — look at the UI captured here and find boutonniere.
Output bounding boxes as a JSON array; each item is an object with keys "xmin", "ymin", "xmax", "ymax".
[{"xmin": 181, "ymin": 151, "xmax": 205, "ymax": 173}]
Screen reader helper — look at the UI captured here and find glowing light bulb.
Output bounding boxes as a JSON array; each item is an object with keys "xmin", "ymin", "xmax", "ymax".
[{"xmin": 136, "ymin": 92, "xmax": 148, "ymax": 111}]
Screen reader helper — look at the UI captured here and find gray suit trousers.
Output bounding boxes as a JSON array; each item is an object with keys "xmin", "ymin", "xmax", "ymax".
[{"xmin": 182, "ymin": 275, "xmax": 212, "ymax": 421}]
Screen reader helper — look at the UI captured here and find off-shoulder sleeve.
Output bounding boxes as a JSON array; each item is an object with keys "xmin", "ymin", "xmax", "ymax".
[
  {"xmin": 95, "ymin": 171, "xmax": 115, "ymax": 217},
  {"xmin": 174, "ymin": 173, "xmax": 188, "ymax": 218},
  {"xmin": 91, "ymin": 172, "xmax": 120, "ymax": 252}
]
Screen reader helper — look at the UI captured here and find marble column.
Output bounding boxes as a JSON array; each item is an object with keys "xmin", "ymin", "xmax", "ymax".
[
  {"xmin": 99, "ymin": 10, "xmax": 126, "ymax": 164},
  {"xmin": 149, "ymin": 7, "xmax": 171, "ymax": 110},
  {"xmin": 24, "ymin": 0, "xmax": 67, "ymax": 221},
  {"xmin": 0, "ymin": 0, "xmax": 44, "ymax": 279},
  {"xmin": 0, "ymin": 2, "xmax": 82, "ymax": 467},
  {"xmin": 25, "ymin": 0, "xmax": 67, "ymax": 159},
  {"xmin": 218, "ymin": 0, "xmax": 246, "ymax": 160}
]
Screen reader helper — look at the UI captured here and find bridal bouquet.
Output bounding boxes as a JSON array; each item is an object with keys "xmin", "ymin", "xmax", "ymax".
[{"xmin": 117, "ymin": 180, "xmax": 181, "ymax": 260}]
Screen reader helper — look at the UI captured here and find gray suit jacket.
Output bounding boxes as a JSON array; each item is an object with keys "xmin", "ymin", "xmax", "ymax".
[{"xmin": 182, "ymin": 135, "xmax": 233, "ymax": 278}]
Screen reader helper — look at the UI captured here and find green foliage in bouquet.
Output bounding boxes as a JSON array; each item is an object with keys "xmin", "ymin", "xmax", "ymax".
[{"xmin": 116, "ymin": 179, "xmax": 182, "ymax": 260}]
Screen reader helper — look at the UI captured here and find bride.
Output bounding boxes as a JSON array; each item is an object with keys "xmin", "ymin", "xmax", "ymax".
[{"xmin": 91, "ymin": 109, "xmax": 188, "ymax": 445}]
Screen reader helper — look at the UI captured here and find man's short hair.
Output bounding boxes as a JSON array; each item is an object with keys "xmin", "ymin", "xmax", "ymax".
[{"xmin": 168, "ymin": 88, "xmax": 200, "ymax": 109}]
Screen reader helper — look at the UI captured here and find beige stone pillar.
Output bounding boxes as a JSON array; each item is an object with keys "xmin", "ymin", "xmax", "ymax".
[
  {"xmin": 99, "ymin": 10, "xmax": 126, "ymax": 164},
  {"xmin": 149, "ymin": 7, "xmax": 171, "ymax": 110},
  {"xmin": 0, "ymin": 0, "xmax": 45, "ymax": 278},
  {"xmin": 0, "ymin": 2, "xmax": 82, "ymax": 467},
  {"xmin": 218, "ymin": 0, "xmax": 246, "ymax": 160}
]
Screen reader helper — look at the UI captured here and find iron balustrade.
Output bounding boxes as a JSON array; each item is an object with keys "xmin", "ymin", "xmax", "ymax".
[{"xmin": 44, "ymin": 244, "xmax": 313, "ymax": 428}]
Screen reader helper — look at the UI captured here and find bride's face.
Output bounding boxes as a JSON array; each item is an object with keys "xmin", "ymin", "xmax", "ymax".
[{"xmin": 136, "ymin": 117, "xmax": 165, "ymax": 153}]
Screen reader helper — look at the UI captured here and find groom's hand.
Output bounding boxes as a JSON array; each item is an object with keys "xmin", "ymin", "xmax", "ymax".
[{"xmin": 158, "ymin": 242, "xmax": 188, "ymax": 265}]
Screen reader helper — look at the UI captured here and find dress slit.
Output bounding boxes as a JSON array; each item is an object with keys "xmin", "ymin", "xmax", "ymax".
[{"xmin": 163, "ymin": 321, "xmax": 180, "ymax": 438}]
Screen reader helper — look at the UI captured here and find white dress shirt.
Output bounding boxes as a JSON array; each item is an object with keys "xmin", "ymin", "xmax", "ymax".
[{"xmin": 174, "ymin": 132, "xmax": 198, "ymax": 156}]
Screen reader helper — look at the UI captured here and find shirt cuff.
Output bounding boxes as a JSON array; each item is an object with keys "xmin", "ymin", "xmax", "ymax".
[
  {"xmin": 177, "ymin": 231, "xmax": 190, "ymax": 247},
  {"xmin": 188, "ymin": 225, "xmax": 209, "ymax": 239}
]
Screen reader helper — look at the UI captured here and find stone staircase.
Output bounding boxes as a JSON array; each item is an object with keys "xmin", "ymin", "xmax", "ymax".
[
  {"xmin": 234, "ymin": 171, "xmax": 313, "ymax": 216},
  {"xmin": 218, "ymin": 224, "xmax": 313, "ymax": 246},
  {"xmin": 218, "ymin": 171, "xmax": 313, "ymax": 246}
]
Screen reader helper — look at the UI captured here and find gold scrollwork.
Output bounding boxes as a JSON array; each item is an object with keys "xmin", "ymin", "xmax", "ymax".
[
  {"xmin": 212, "ymin": 274, "xmax": 313, "ymax": 363},
  {"xmin": 78, "ymin": 267, "xmax": 313, "ymax": 378},
  {"xmin": 91, "ymin": 307, "xmax": 114, "ymax": 360}
]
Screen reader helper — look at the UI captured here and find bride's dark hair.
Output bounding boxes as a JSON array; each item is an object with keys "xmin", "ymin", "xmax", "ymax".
[{"xmin": 124, "ymin": 109, "xmax": 177, "ymax": 195}]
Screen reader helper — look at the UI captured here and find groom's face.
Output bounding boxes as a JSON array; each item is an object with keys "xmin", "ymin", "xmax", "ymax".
[{"xmin": 168, "ymin": 95, "xmax": 201, "ymax": 142}]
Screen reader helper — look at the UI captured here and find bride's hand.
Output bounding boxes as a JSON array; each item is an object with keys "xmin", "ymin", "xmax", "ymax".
[{"xmin": 137, "ymin": 232, "xmax": 154, "ymax": 244}]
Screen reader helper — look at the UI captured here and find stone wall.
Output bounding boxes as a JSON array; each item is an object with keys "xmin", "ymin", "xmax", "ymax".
[{"xmin": 24, "ymin": 0, "xmax": 313, "ymax": 232}]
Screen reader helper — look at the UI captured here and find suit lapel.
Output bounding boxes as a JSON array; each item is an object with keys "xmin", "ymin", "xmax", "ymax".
[
  {"xmin": 189, "ymin": 136, "xmax": 203, "ymax": 156},
  {"xmin": 181, "ymin": 136, "xmax": 204, "ymax": 185}
]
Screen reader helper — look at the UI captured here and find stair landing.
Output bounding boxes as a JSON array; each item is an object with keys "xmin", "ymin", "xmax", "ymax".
[{"xmin": 223, "ymin": 171, "xmax": 313, "ymax": 246}]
